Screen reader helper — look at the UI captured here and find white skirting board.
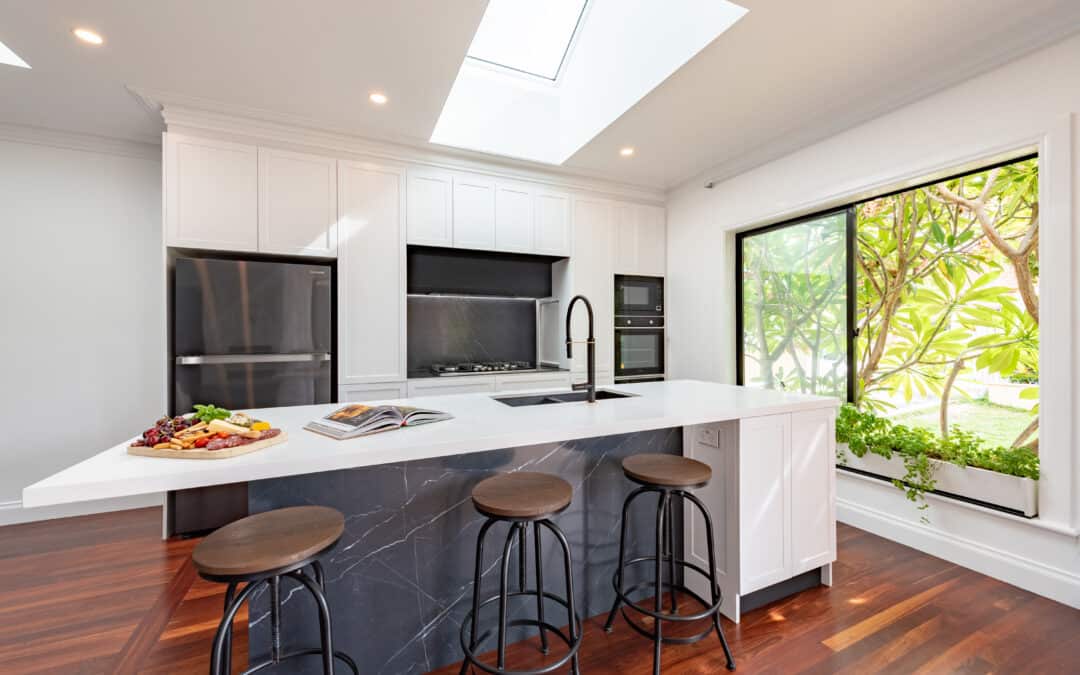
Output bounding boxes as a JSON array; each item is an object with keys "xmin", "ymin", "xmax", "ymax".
[
  {"xmin": 836, "ymin": 471, "xmax": 1080, "ymax": 610},
  {"xmin": 0, "ymin": 493, "xmax": 163, "ymax": 527}
]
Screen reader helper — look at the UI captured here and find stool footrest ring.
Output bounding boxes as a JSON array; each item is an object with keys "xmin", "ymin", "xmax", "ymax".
[{"xmin": 460, "ymin": 590, "xmax": 582, "ymax": 675}]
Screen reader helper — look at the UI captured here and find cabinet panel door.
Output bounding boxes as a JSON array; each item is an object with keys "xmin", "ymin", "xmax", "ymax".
[
  {"xmin": 534, "ymin": 191, "xmax": 571, "ymax": 256},
  {"xmin": 613, "ymin": 203, "xmax": 638, "ymax": 275},
  {"xmin": 738, "ymin": 413, "xmax": 791, "ymax": 593},
  {"xmin": 257, "ymin": 148, "xmax": 337, "ymax": 257},
  {"xmin": 452, "ymin": 174, "xmax": 496, "ymax": 250},
  {"xmin": 638, "ymin": 205, "xmax": 667, "ymax": 276},
  {"xmin": 570, "ymin": 198, "xmax": 615, "ymax": 377},
  {"xmin": 406, "ymin": 168, "xmax": 453, "ymax": 246},
  {"xmin": 338, "ymin": 160, "xmax": 406, "ymax": 384},
  {"xmin": 165, "ymin": 134, "xmax": 258, "ymax": 251},
  {"xmin": 407, "ymin": 377, "xmax": 496, "ymax": 397},
  {"xmin": 495, "ymin": 183, "xmax": 535, "ymax": 252},
  {"xmin": 684, "ymin": 422, "xmax": 741, "ymax": 621},
  {"xmin": 790, "ymin": 408, "xmax": 837, "ymax": 574},
  {"xmin": 339, "ymin": 382, "xmax": 407, "ymax": 403}
]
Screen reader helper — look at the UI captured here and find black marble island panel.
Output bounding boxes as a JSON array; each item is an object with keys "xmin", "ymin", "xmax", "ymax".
[{"xmin": 248, "ymin": 427, "xmax": 682, "ymax": 674}]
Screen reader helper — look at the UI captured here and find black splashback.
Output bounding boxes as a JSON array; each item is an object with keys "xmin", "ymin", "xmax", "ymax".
[
  {"xmin": 407, "ymin": 295, "xmax": 536, "ymax": 372},
  {"xmin": 407, "ymin": 246, "xmax": 556, "ymax": 297}
]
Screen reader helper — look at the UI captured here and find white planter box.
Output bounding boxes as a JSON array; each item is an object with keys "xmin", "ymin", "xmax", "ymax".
[{"xmin": 837, "ymin": 442, "xmax": 1037, "ymax": 517}]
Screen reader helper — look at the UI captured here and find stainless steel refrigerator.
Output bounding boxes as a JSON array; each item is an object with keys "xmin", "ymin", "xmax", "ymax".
[
  {"xmin": 172, "ymin": 256, "xmax": 333, "ymax": 413},
  {"xmin": 168, "ymin": 255, "xmax": 333, "ymax": 534}
]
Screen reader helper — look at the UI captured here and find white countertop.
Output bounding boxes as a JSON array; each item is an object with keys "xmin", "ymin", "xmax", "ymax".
[{"xmin": 22, "ymin": 380, "xmax": 837, "ymax": 508}]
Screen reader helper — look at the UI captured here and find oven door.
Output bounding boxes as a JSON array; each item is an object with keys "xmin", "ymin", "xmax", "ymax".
[
  {"xmin": 615, "ymin": 328, "xmax": 665, "ymax": 379},
  {"xmin": 615, "ymin": 275, "xmax": 663, "ymax": 316}
]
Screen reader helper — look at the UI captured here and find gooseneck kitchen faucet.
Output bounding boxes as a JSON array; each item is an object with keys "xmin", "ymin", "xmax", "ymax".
[{"xmin": 565, "ymin": 294, "xmax": 597, "ymax": 403}]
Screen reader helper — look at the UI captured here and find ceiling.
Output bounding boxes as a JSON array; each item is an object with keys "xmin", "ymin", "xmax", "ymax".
[{"xmin": 1, "ymin": 0, "xmax": 1079, "ymax": 190}]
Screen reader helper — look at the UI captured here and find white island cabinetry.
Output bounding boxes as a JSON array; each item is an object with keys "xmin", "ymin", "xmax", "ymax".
[{"xmin": 684, "ymin": 407, "xmax": 837, "ymax": 622}]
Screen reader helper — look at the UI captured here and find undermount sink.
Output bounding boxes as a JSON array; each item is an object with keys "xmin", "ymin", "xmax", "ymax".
[{"xmin": 493, "ymin": 389, "xmax": 638, "ymax": 407}]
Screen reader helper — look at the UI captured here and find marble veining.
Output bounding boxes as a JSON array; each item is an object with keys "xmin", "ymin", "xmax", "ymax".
[{"xmin": 248, "ymin": 427, "xmax": 682, "ymax": 674}]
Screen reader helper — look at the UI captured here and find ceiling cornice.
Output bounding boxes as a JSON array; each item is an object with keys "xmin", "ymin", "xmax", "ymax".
[
  {"xmin": 0, "ymin": 122, "xmax": 159, "ymax": 161},
  {"xmin": 130, "ymin": 86, "xmax": 666, "ymax": 204}
]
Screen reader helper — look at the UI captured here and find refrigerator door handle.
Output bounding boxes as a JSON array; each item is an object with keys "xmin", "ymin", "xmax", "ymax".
[{"xmin": 174, "ymin": 353, "xmax": 332, "ymax": 365}]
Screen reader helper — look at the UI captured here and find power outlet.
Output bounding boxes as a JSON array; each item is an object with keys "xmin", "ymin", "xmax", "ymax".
[{"xmin": 698, "ymin": 426, "xmax": 720, "ymax": 448}]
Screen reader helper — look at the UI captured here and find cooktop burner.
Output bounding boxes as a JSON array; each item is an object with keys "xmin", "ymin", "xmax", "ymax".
[{"xmin": 430, "ymin": 361, "xmax": 534, "ymax": 376}]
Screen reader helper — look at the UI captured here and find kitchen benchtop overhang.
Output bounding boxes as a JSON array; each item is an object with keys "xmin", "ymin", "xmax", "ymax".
[{"xmin": 22, "ymin": 379, "xmax": 838, "ymax": 508}]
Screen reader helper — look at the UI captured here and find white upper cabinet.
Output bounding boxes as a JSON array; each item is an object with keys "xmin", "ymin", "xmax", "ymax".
[
  {"xmin": 165, "ymin": 134, "xmax": 258, "ymax": 251},
  {"xmin": 614, "ymin": 202, "xmax": 666, "ymax": 277},
  {"xmin": 257, "ymin": 148, "xmax": 337, "ymax": 257},
  {"xmin": 452, "ymin": 174, "xmax": 496, "ymax": 250},
  {"xmin": 406, "ymin": 167, "xmax": 453, "ymax": 247},
  {"xmin": 494, "ymin": 182, "xmax": 535, "ymax": 253},
  {"xmin": 534, "ymin": 190, "xmax": 571, "ymax": 256},
  {"xmin": 338, "ymin": 159, "xmax": 407, "ymax": 384},
  {"xmin": 571, "ymin": 197, "xmax": 615, "ymax": 378}
]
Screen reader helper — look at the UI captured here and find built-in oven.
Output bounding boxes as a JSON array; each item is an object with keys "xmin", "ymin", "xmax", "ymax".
[
  {"xmin": 614, "ymin": 275, "xmax": 663, "ymax": 316},
  {"xmin": 615, "ymin": 318, "xmax": 665, "ymax": 381}
]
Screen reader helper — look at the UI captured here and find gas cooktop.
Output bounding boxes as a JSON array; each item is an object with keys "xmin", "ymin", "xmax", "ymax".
[{"xmin": 430, "ymin": 361, "xmax": 535, "ymax": 376}]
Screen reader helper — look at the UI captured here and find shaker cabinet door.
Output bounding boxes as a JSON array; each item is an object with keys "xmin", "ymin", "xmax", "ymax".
[
  {"xmin": 452, "ymin": 174, "xmax": 496, "ymax": 250},
  {"xmin": 406, "ymin": 168, "xmax": 453, "ymax": 246},
  {"xmin": 534, "ymin": 191, "xmax": 571, "ymax": 256},
  {"xmin": 789, "ymin": 408, "xmax": 837, "ymax": 574},
  {"xmin": 495, "ymin": 182, "xmax": 535, "ymax": 253},
  {"xmin": 165, "ymin": 134, "xmax": 258, "ymax": 251},
  {"xmin": 738, "ymin": 413, "xmax": 791, "ymax": 594},
  {"xmin": 338, "ymin": 160, "xmax": 406, "ymax": 384},
  {"xmin": 257, "ymin": 148, "xmax": 337, "ymax": 257}
]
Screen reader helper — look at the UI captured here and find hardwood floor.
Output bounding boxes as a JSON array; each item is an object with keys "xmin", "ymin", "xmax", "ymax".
[{"xmin": 0, "ymin": 507, "xmax": 1076, "ymax": 674}]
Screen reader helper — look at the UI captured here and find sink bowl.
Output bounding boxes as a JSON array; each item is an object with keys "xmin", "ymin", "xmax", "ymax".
[{"xmin": 493, "ymin": 389, "xmax": 638, "ymax": 407}]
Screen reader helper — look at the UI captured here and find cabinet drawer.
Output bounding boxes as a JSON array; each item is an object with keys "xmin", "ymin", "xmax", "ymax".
[
  {"xmin": 407, "ymin": 377, "xmax": 496, "ymax": 397},
  {"xmin": 494, "ymin": 372, "xmax": 572, "ymax": 392},
  {"xmin": 338, "ymin": 383, "xmax": 407, "ymax": 403}
]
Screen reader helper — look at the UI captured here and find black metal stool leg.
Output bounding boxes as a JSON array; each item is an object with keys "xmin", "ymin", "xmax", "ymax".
[
  {"xmin": 290, "ymin": 571, "xmax": 335, "ymax": 674},
  {"xmin": 497, "ymin": 523, "xmax": 517, "ymax": 671},
  {"xmin": 541, "ymin": 519, "xmax": 580, "ymax": 675},
  {"xmin": 652, "ymin": 491, "xmax": 670, "ymax": 675},
  {"xmin": 666, "ymin": 495, "xmax": 678, "ymax": 612},
  {"xmin": 683, "ymin": 491, "xmax": 736, "ymax": 670},
  {"xmin": 270, "ymin": 576, "xmax": 282, "ymax": 664},
  {"xmin": 517, "ymin": 522, "xmax": 528, "ymax": 592},
  {"xmin": 209, "ymin": 581, "xmax": 261, "ymax": 675},
  {"xmin": 532, "ymin": 521, "xmax": 550, "ymax": 654},
  {"xmin": 220, "ymin": 582, "xmax": 236, "ymax": 675},
  {"xmin": 461, "ymin": 518, "xmax": 495, "ymax": 675},
  {"xmin": 605, "ymin": 486, "xmax": 650, "ymax": 632}
]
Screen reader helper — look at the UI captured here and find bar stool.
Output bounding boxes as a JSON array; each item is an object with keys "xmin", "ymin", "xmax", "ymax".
[
  {"xmin": 603, "ymin": 454, "xmax": 735, "ymax": 673},
  {"xmin": 192, "ymin": 505, "xmax": 360, "ymax": 675},
  {"xmin": 460, "ymin": 472, "xmax": 582, "ymax": 675}
]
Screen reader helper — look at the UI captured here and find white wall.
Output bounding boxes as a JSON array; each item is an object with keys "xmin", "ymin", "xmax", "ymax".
[
  {"xmin": 666, "ymin": 33, "xmax": 1080, "ymax": 607},
  {"xmin": 0, "ymin": 127, "xmax": 165, "ymax": 525}
]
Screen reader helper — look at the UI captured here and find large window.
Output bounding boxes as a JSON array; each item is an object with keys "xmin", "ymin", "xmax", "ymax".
[{"xmin": 737, "ymin": 156, "xmax": 1040, "ymax": 494}]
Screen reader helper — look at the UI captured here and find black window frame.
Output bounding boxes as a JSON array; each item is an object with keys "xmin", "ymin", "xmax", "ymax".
[{"xmin": 734, "ymin": 152, "xmax": 1038, "ymax": 404}]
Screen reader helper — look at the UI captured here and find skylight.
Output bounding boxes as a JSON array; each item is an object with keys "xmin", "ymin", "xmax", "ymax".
[
  {"xmin": 0, "ymin": 39, "xmax": 30, "ymax": 69},
  {"xmin": 433, "ymin": 0, "xmax": 748, "ymax": 165},
  {"xmin": 466, "ymin": 0, "xmax": 588, "ymax": 81}
]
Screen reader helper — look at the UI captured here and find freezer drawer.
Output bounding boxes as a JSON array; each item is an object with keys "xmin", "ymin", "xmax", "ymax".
[{"xmin": 174, "ymin": 357, "xmax": 332, "ymax": 413}]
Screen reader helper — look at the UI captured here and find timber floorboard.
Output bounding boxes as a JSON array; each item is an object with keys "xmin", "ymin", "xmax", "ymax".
[{"xmin": 0, "ymin": 507, "xmax": 1076, "ymax": 674}]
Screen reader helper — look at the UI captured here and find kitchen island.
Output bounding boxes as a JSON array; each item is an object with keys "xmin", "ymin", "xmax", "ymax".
[{"xmin": 24, "ymin": 380, "xmax": 838, "ymax": 674}]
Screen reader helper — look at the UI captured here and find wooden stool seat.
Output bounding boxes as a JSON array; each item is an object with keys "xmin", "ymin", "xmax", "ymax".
[
  {"xmin": 193, "ymin": 505, "xmax": 344, "ymax": 578},
  {"xmin": 471, "ymin": 472, "xmax": 573, "ymax": 519},
  {"xmin": 622, "ymin": 454, "xmax": 712, "ymax": 488}
]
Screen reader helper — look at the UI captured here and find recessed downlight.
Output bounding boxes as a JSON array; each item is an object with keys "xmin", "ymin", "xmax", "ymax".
[
  {"xmin": 369, "ymin": 92, "xmax": 388, "ymax": 105},
  {"xmin": 619, "ymin": 147, "xmax": 635, "ymax": 157},
  {"xmin": 73, "ymin": 28, "xmax": 104, "ymax": 45}
]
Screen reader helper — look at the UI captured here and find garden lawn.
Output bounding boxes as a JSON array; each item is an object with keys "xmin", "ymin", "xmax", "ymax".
[{"xmin": 891, "ymin": 399, "xmax": 1036, "ymax": 448}]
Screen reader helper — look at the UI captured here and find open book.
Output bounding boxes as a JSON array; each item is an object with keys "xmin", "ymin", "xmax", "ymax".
[{"xmin": 303, "ymin": 404, "xmax": 453, "ymax": 440}]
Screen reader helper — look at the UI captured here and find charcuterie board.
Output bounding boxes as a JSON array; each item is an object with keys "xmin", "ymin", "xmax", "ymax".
[{"xmin": 128, "ymin": 431, "xmax": 288, "ymax": 459}]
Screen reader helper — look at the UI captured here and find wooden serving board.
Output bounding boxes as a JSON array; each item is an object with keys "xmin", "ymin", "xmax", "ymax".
[{"xmin": 127, "ymin": 431, "xmax": 288, "ymax": 459}]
